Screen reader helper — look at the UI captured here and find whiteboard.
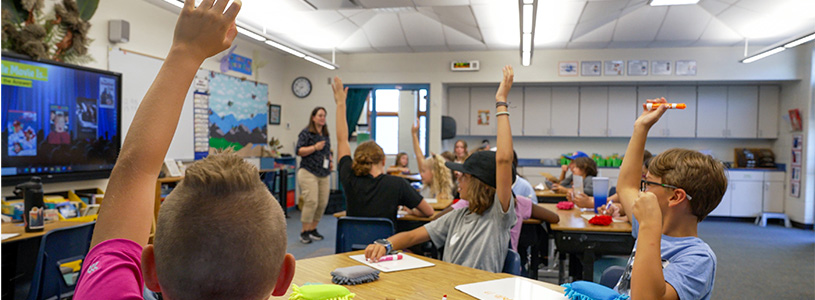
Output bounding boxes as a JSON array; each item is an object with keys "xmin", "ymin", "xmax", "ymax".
[{"xmin": 108, "ymin": 47, "xmax": 198, "ymax": 160}]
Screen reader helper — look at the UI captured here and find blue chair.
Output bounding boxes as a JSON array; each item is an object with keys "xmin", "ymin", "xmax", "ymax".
[
  {"xmin": 600, "ymin": 265, "xmax": 626, "ymax": 288},
  {"xmin": 335, "ymin": 217, "xmax": 395, "ymax": 254},
  {"xmin": 502, "ymin": 249, "xmax": 522, "ymax": 276},
  {"xmin": 27, "ymin": 222, "xmax": 95, "ymax": 300}
]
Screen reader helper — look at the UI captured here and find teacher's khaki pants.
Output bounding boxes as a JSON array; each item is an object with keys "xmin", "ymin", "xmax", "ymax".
[{"xmin": 298, "ymin": 168, "xmax": 330, "ymax": 224}]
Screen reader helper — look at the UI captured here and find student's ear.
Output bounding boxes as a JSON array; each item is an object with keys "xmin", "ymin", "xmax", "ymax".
[
  {"xmin": 141, "ymin": 245, "xmax": 162, "ymax": 293},
  {"xmin": 271, "ymin": 253, "xmax": 296, "ymax": 296},
  {"xmin": 667, "ymin": 189, "xmax": 689, "ymax": 208}
]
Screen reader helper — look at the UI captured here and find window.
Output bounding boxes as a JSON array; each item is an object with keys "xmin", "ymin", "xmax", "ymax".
[{"xmin": 353, "ymin": 85, "xmax": 430, "ymax": 157}]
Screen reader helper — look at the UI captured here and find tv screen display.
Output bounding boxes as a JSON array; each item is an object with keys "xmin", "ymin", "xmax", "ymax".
[{"xmin": 1, "ymin": 53, "xmax": 121, "ymax": 186}]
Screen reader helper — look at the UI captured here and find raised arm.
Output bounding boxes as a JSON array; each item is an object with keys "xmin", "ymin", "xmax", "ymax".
[
  {"xmin": 410, "ymin": 119, "xmax": 427, "ymax": 176},
  {"xmin": 617, "ymin": 97, "xmax": 667, "ymax": 222},
  {"xmin": 333, "ymin": 77, "xmax": 350, "ymax": 159},
  {"xmin": 91, "ymin": 0, "xmax": 241, "ymax": 247},
  {"xmin": 495, "ymin": 65, "xmax": 514, "ymax": 213}
]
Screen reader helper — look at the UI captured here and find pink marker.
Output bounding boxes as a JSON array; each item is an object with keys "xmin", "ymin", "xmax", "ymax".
[{"xmin": 378, "ymin": 254, "xmax": 403, "ymax": 262}]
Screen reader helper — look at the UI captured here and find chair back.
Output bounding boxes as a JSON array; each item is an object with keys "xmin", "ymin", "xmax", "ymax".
[
  {"xmin": 27, "ymin": 222, "xmax": 95, "ymax": 300},
  {"xmin": 600, "ymin": 265, "xmax": 626, "ymax": 288},
  {"xmin": 502, "ymin": 249, "xmax": 522, "ymax": 275},
  {"xmin": 335, "ymin": 217, "xmax": 394, "ymax": 254}
]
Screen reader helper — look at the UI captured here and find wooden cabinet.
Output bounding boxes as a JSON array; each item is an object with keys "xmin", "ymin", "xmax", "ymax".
[
  {"xmin": 523, "ymin": 87, "xmax": 552, "ymax": 136},
  {"xmin": 757, "ymin": 85, "xmax": 780, "ymax": 138},
  {"xmin": 447, "ymin": 87, "xmax": 470, "ymax": 136}
]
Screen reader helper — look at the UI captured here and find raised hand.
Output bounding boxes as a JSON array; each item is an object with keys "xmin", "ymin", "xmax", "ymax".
[
  {"xmin": 496, "ymin": 65, "xmax": 514, "ymax": 102},
  {"xmin": 173, "ymin": 0, "xmax": 241, "ymax": 62},
  {"xmin": 634, "ymin": 97, "xmax": 668, "ymax": 130},
  {"xmin": 332, "ymin": 76, "xmax": 348, "ymax": 105},
  {"xmin": 632, "ymin": 192, "xmax": 663, "ymax": 227},
  {"xmin": 412, "ymin": 118, "xmax": 419, "ymax": 135}
]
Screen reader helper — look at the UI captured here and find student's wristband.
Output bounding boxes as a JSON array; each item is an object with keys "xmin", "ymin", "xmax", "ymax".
[
  {"xmin": 495, "ymin": 101, "xmax": 508, "ymax": 108},
  {"xmin": 495, "ymin": 111, "xmax": 510, "ymax": 117}
]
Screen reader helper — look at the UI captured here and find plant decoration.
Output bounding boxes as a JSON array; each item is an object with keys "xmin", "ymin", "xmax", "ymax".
[
  {"xmin": 266, "ymin": 137, "xmax": 283, "ymax": 158},
  {"xmin": 2, "ymin": 0, "xmax": 99, "ymax": 63}
]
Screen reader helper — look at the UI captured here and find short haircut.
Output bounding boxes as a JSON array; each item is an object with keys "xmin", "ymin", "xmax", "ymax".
[
  {"xmin": 573, "ymin": 157, "xmax": 598, "ymax": 177},
  {"xmin": 352, "ymin": 141, "xmax": 384, "ymax": 176},
  {"xmin": 648, "ymin": 148, "xmax": 727, "ymax": 222},
  {"xmin": 154, "ymin": 153, "xmax": 287, "ymax": 300}
]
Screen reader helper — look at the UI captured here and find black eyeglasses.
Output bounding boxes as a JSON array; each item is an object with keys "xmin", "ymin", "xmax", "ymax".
[{"xmin": 640, "ymin": 179, "xmax": 693, "ymax": 201}]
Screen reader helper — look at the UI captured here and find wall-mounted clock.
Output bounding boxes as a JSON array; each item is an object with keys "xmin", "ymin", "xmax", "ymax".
[{"xmin": 292, "ymin": 76, "xmax": 312, "ymax": 98}]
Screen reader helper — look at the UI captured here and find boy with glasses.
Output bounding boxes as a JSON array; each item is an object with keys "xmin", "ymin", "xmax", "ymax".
[{"xmin": 614, "ymin": 98, "xmax": 727, "ymax": 300}]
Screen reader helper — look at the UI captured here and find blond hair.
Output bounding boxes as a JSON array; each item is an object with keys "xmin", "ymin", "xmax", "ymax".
[
  {"xmin": 465, "ymin": 175, "xmax": 496, "ymax": 215},
  {"xmin": 154, "ymin": 153, "xmax": 287, "ymax": 300},
  {"xmin": 648, "ymin": 148, "xmax": 727, "ymax": 222},
  {"xmin": 352, "ymin": 141, "xmax": 385, "ymax": 176},
  {"xmin": 424, "ymin": 154, "xmax": 454, "ymax": 199}
]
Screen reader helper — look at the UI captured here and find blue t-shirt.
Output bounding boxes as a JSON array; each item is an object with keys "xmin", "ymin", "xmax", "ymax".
[
  {"xmin": 614, "ymin": 216, "xmax": 717, "ymax": 300},
  {"xmin": 512, "ymin": 175, "xmax": 538, "ymax": 203}
]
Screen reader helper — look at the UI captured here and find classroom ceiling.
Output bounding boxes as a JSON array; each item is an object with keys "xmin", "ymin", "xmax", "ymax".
[{"xmin": 184, "ymin": 0, "xmax": 815, "ymax": 54}]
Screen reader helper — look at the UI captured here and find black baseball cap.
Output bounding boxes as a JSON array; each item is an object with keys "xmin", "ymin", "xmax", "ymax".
[{"xmin": 445, "ymin": 150, "xmax": 516, "ymax": 189}]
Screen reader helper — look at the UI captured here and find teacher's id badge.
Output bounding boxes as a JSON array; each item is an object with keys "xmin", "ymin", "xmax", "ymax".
[{"xmin": 323, "ymin": 158, "xmax": 330, "ymax": 169}]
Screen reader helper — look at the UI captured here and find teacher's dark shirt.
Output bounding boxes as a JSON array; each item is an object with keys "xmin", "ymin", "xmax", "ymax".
[{"xmin": 296, "ymin": 128, "xmax": 331, "ymax": 177}]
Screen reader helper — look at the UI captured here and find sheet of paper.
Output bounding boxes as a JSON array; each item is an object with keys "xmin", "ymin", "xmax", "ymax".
[
  {"xmin": 456, "ymin": 277, "xmax": 568, "ymax": 300},
  {"xmin": 425, "ymin": 198, "xmax": 438, "ymax": 204},
  {"xmin": 349, "ymin": 253, "xmax": 435, "ymax": 272},
  {"xmin": 2, "ymin": 233, "xmax": 20, "ymax": 240},
  {"xmin": 581, "ymin": 214, "xmax": 628, "ymax": 223}
]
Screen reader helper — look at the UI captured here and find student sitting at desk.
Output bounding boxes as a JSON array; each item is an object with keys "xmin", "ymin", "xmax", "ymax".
[
  {"xmin": 551, "ymin": 151, "xmax": 588, "ymax": 193},
  {"xmin": 75, "ymin": 1, "xmax": 295, "ymax": 299},
  {"xmin": 613, "ymin": 98, "xmax": 726, "ymax": 300},
  {"xmin": 387, "ymin": 152, "xmax": 411, "ymax": 175},
  {"xmin": 563, "ymin": 156, "xmax": 598, "ymax": 206},
  {"xmin": 332, "ymin": 78, "xmax": 434, "ymax": 225},
  {"xmin": 364, "ymin": 66, "xmax": 517, "ymax": 273},
  {"xmin": 410, "ymin": 120, "xmax": 454, "ymax": 200}
]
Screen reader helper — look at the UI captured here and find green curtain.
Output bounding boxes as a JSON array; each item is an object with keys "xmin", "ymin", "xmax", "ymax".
[{"xmin": 345, "ymin": 88, "xmax": 371, "ymax": 139}]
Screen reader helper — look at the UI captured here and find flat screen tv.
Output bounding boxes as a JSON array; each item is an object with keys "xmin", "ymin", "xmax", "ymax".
[{"xmin": 1, "ymin": 52, "xmax": 121, "ymax": 186}]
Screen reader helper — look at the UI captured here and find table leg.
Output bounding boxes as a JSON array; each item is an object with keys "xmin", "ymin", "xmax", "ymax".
[{"xmin": 583, "ymin": 251, "xmax": 596, "ymax": 282}]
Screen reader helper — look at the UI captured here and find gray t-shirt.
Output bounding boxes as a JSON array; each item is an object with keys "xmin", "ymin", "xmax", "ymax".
[{"xmin": 423, "ymin": 194, "xmax": 516, "ymax": 273}]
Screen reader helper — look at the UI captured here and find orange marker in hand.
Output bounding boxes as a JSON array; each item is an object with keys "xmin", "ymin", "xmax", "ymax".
[{"xmin": 643, "ymin": 103, "xmax": 686, "ymax": 110}]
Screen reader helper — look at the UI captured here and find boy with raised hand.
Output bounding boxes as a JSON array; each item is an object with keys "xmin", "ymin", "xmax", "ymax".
[
  {"xmin": 74, "ymin": 1, "xmax": 296, "ymax": 299},
  {"xmin": 615, "ymin": 98, "xmax": 727, "ymax": 300}
]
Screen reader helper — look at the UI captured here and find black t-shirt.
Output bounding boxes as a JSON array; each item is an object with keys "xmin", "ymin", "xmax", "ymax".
[
  {"xmin": 296, "ymin": 128, "xmax": 331, "ymax": 177},
  {"xmin": 339, "ymin": 155, "xmax": 423, "ymax": 224}
]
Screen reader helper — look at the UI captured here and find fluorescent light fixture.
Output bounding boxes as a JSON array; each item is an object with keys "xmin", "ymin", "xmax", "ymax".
[
  {"xmin": 305, "ymin": 56, "xmax": 337, "ymax": 70},
  {"xmin": 741, "ymin": 47, "xmax": 785, "ymax": 63},
  {"xmin": 265, "ymin": 40, "xmax": 305, "ymax": 58},
  {"xmin": 648, "ymin": 0, "xmax": 699, "ymax": 6},
  {"xmin": 784, "ymin": 32, "xmax": 815, "ymax": 48},
  {"xmin": 522, "ymin": 33, "xmax": 532, "ymax": 52},
  {"xmin": 236, "ymin": 27, "xmax": 265, "ymax": 41},
  {"xmin": 522, "ymin": 51, "xmax": 531, "ymax": 66},
  {"xmin": 522, "ymin": 4, "xmax": 533, "ymax": 33},
  {"xmin": 164, "ymin": 0, "xmax": 184, "ymax": 8},
  {"xmin": 523, "ymin": 0, "xmax": 534, "ymax": 4}
]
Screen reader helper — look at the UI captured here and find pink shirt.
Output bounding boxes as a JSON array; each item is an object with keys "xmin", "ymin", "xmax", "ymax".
[
  {"xmin": 74, "ymin": 239, "xmax": 145, "ymax": 300},
  {"xmin": 448, "ymin": 195, "xmax": 533, "ymax": 251}
]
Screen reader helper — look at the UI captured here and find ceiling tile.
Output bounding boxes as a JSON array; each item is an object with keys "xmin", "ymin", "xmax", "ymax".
[
  {"xmin": 338, "ymin": 9, "xmax": 365, "ymax": 18},
  {"xmin": 411, "ymin": 45, "xmax": 452, "ymax": 52},
  {"xmin": 656, "ymin": 5, "xmax": 712, "ymax": 41},
  {"xmin": 536, "ymin": 0, "xmax": 586, "ymax": 27},
  {"xmin": 447, "ymin": 44, "xmax": 488, "ymax": 51},
  {"xmin": 535, "ymin": 26, "xmax": 576, "ymax": 46},
  {"xmin": 428, "ymin": 6, "xmax": 483, "ymax": 42},
  {"xmin": 567, "ymin": 41, "xmax": 611, "ymax": 49},
  {"xmin": 355, "ymin": 0, "xmax": 414, "ymax": 8},
  {"xmin": 348, "ymin": 10, "xmax": 379, "ymax": 26},
  {"xmin": 400, "ymin": 12, "xmax": 446, "ymax": 47},
  {"xmin": 698, "ymin": 0, "xmax": 732, "ymax": 16},
  {"xmin": 613, "ymin": 6, "xmax": 668, "ymax": 41},
  {"xmin": 607, "ymin": 41, "xmax": 651, "ymax": 48},
  {"xmin": 374, "ymin": 45, "xmax": 415, "ymax": 52},
  {"xmin": 480, "ymin": 27, "xmax": 519, "ymax": 48},
  {"xmin": 573, "ymin": 19, "xmax": 617, "ymax": 42},
  {"xmin": 648, "ymin": 40, "xmax": 696, "ymax": 48},
  {"xmin": 337, "ymin": 29, "xmax": 374, "ymax": 52},
  {"xmin": 579, "ymin": 0, "xmax": 629, "ymax": 23},
  {"xmin": 471, "ymin": 3, "xmax": 518, "ymax": 29},
  {"xmin": 698, "ymin": 17, "xmax": 743, "ymax": 43},
  {"xmin": 362, "ymin": 14, "xmax": 408, "ymax": 48},
  {"xmin": 413, "ymin": 0, "xmax": 469, "ymax": 6},
  {"xmin": 443, "ymin": 25, "xmax": 486, "ymax": 47}
]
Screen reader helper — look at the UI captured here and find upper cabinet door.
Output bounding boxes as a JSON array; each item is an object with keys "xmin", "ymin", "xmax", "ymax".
[
  {"xmin": 727, "ymin": 86, "xmax": 758, "ymax": 138},
  {"xmin": 757, "ymin": 85, "xmax": 779, "ymax": 139},
  {"xmin": 469, "ymin": 87, "xmax": 498, "ymax": 136},
  {"xmin": 550, "ymin": 87, "xmax": 579, "ymax": 137},
  {"xmin": 638, "ymin": 86, "xmax": 668, "ymax": 137},
  {"xmin": 447, "ymin": 87, "xmax": 471, "ymax": 136},
  {"xmin": 697, "ymin": 86, "xmax": 728, "ymax": 138},
  {"xmin": 508, "ymin": 88, "xmax": 524, "ymax": 136},
  {"xmin": 523, "ymin": 87, "xmax": 552, "ymax": 136},
  {"xmin": 579, "ymin": 87, "xmax": 609, "ymax": 137},
  {"xmin": 607, "ymin": 87, "xmax": 637, "ymax": 137},
  {"xmin": 665, "ymin": 86, "xmax": 697, "ymax": 138}
]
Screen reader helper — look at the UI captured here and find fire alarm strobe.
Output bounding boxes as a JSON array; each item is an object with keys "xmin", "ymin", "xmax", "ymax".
[{"xmin": 451, "ymin": 60, "xmax": 480, "ymax": 71}]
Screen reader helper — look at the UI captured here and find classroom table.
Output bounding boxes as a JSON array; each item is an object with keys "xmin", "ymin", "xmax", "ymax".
[
  {"xmin": 280, "ymin": 250, "xmax": 564, "ymax": 299},
  {"xmin": 540, "ymin": 203, "xmax": 634, "ymax": 284},
  {"xmin": 535, "ymin": 190, "xmax": 569, "ymax": 203},
  {"xmin": 394, "ymin": 173, "xmax": 423, "ymax": 182},
  {"xmin": 1, "ymin": 220, "xmax": 90, "ymax": 243}
]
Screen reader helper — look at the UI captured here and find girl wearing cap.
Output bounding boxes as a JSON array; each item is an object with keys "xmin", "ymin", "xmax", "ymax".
[{"xmin": 363, "ymin": 66, "xmax": 519, "ymax": 273}]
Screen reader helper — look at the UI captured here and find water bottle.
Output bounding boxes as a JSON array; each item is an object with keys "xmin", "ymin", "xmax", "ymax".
[
  {"xmin": 593, "ymin": 177, "xmax": 609, "ymax": 214},
  {"xmin": 16, "ymin": 177, "xmax": 44, "ymax": 232}
]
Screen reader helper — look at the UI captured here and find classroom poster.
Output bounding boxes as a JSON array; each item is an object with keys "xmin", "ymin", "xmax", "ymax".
[
  {"xmin": 581, "ymin": 61, "xmax": 601, "ymax": 76},
  {"xmin": 6, "ymin": 110, "xmax": 37, "ymax": 156},
  {"xmin": 676, "ymin": 60, "xmax": 697, "ymax": 76},
  {"xmin": 477, "ymin": 110, "xmax": 489, "ymax": 125},
  {"xmin": 627, "ymin": 60, "xmax": 648, "ymax": 76},
  {"xmin": 207, "ymin": 71, "xmax": 268, "ymax": 156},
  {"xmin": 558, "ymin": 61, "xmax": 578, "ymax": 76},
  {"xmin": 652, "ymin": 60, "xmax": 671, "ymax": 75}
]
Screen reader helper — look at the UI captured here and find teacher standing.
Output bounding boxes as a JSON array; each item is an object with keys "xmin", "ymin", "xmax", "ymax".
[{"xmin": 296, "ymin": 107, "xmax": 331, "ymax": 244}]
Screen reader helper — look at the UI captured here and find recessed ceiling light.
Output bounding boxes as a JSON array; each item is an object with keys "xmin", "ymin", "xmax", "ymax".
[{"xmin": 648, "ymin": 0, "xmax": 700, "ymax": 6}]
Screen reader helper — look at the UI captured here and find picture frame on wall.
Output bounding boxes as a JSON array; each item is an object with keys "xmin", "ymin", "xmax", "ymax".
[
  {"xmin": 627, "ymin": 60, "xmax": 648, "ymax": 76},
  {"xmin": 790, "ymin": 181, "xmax": 800, "ymax": 198},
  {"xmin": 269, "ymin": 104, "xmax": 281, "ymax": 125},
  {"xmin": 558, "ymin": 61, "xmax": 579, "ymax": 76},
  {"xmin": 791, "ymin": 167, "xmax": 801, "ymax": 181},
  {"xmin": 581, "ymin": 61, "xmax": 601, "ymax": 76},
  {"xmin": 604, "ymin": 60, "xmax": 624, "ymax": 76},
  {"xmin": 792, "ymin": 134, "xmax": 803, "ymax": 150},
  {"xmin": 792, "ymin": 150, "xmax": 802, "ymax": 166}
]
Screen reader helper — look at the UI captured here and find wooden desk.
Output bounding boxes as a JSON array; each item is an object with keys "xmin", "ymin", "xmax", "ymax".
[
  {"xmin": 427, "ymin": 198, "xmax": 453, "ymax": 210},
  {"xmin": 536, "ymin": 190, "xmax": 568, "ymax": 203},
  {"xmin": 540, "ymin": 203, "xmax": 635, "ymax": 283},
  {"xmin": 1, "ymin": 221, "xmax": 90, "ymax": 244},
  {"xmin": 280, "ymin": 251, "xmax": 564, "ymax": 299}
]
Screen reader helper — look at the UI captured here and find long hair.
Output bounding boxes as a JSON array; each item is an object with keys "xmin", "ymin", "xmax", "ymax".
[
  {"xmin": 465, "ymin": 175, "xmax": 496, "ymax": 215},
  {"xmin": 307, "ymin": 107, "xmax": 329, "ymax": 137},
  {"xmin": 394, "ymin": 152, "xmax": 408, "ymax": 167},
  {"xmin": 425, "ymin": 154, "xmax": 454, "ymax": 199},
  {"xmin": 352, "ymin": 141, "xmax": 385, "ymax": 176},
  {"xmin": 454, "ymin": 140, "xmax": 469, "ymax": 161}
]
